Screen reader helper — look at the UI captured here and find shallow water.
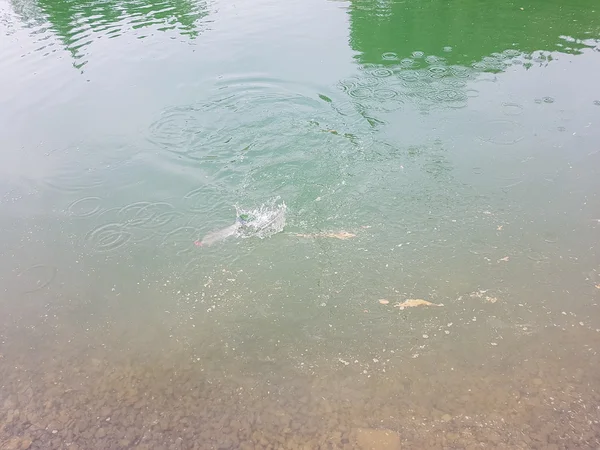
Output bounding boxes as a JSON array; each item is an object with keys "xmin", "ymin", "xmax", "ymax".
[{"xmin": 1, "ymin": 0, "xmax": 600, "ymax": 448}]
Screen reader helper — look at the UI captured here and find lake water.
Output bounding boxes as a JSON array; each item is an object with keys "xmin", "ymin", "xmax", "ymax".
[{"xmin": 1, "ymin": 0, "xmax": 600, "ymax": 448}]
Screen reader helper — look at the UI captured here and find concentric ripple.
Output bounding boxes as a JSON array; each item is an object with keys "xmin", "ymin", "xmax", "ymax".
[
  {"xmin": 67, "ymin": 196, "xmax": 102, "ymax": 217},
  {"xmin": 146, "ymin": 105, "xmax": 206, "ymax": 151},
  {"xmin": 431, "ymin": 88, "xmax": 468, "ymax": 107},
  {"xmin": 147, "ymin": 76, "xmax": 347, "ymax": 170},
  {"xmin": 16, "ymin": 264, "xmax": 57, "ymax": 294},
  {"xmin": 368, "ymin": 67, "xmax": 394, "ymax": 78},
  {"xmin": 80, "ymin": 200, "xmax": 189, "ymax": 253},
  {"xmin": 428, "ymin": 65, "xmax": 449, "ymax": 78},
  {"xmin": 133, "ymin": 202, "xmax": 182, "ymax": 229},
  {"xmin": 348, "ymin": 87, "xmax": 374, "ymax": 100},
  {"xmin": 85, "ymin": 223, "xmax": 132, "ymax": 252}
]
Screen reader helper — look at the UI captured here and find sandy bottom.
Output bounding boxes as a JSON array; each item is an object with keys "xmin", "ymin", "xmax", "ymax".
[{"xmin": 2, "ymin": 292, "xmax": 600, "ymax": 450}]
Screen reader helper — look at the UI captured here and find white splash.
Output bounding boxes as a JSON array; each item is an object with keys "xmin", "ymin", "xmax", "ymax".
[
  {"xmin": 235, "ymin": 197, "xmax": 287, "ymax": 239},
  {"xmin": 198, "ymin": 197, "xmax": 286, "ymax": 246}
]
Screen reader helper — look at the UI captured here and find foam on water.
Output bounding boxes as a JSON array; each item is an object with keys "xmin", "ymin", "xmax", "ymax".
[{"xmin": 235, "ymin": 196, "xmax": 287, "ymax": 239}]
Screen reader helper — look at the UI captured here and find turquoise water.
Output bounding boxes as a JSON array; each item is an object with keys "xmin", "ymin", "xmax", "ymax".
[{"xmin": 1, "ymin": 0, "xmax": 600, "ymax": 447}]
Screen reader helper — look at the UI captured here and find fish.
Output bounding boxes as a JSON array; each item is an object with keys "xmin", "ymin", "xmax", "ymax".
[
  {"xmin": 394, "ymin": 299, "xmax": 443, "ymax": 309},
  {"xmin": 295, "ymin": 231, "xmax": 356, "ymax": 240},
  {"xmin": 195, "ymin": 199, "xmax": 287, "ymax": 247},
  {"xmin": 195, "ymin": 223, "xmax": 240, "ymax": 247}
]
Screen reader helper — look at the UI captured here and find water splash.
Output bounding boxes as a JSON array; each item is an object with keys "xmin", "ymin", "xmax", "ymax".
[
  {"xmin": 235, "ymin": 197, "xmax": 287, "ymax": 240},
  {"xmin": 197, "ymin": 197, "xmax": 287, "ymax": 246}
]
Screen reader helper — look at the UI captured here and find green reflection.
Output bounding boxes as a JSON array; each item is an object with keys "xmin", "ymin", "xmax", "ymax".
[
  {"xmin": 336, "ymin": 0, "xmax": 600, "ymax": 122},
  {"xmin": 347, "ymin": 0, "xmax": 600, "ymax": 67},
  {"xmin": 11, "ymin": 0, "xmax": 210, "ymax": 67}
]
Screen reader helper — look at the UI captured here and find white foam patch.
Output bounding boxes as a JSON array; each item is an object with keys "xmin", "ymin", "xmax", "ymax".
[{"xmin": 235, "ymin": 196, "xmax": 287, "ymax": 239}]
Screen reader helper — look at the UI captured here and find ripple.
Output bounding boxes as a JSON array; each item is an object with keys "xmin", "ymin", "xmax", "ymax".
[
  {"xmin": 133, "ymin": 202, "xmax": 181, "ymax": 229},
  {"xmin": 399, "ymin": 58, "xmax": 416, "ymax": 68},
  {"xmin": 542, "ymin": 231, "xmax": 558, "ymax": 244},
  {"xmin": 449, "ymin": 66, "xmax": 473, "ymax": 79},
  {"xmin": 411, "ymin": 51, "xmax": 424, "ymax": 58},
  {"xmin": 431, "ymin": 89, "xmax": 468, "ymax": 105},
  {"xmin": 397, "ymin": 70, "xmax": 419, "ymax": 82},
  {"xmin": 17, "ymin": 264, "xmax": 57, "ymax": 294},
  {"xmin": 502, "ymin": 102, "xmax": 524, "ymax": 116},
  {"xmin": 440, "ymin": 77, "xmax": 468, "ymax": 89},
  {"xmin": 428, "ymin": 66, "xmax": 448, "ymax": 78},
  {"xmin": 45, "ymin": 165, "xmax": 106, "ymax": 194},
  {"xmin": 478, "ymin": 120, "xmax": 525, "ymax": 145},
  {"xmin": 358, "ymin": 63, "xmax": 378, "ymax": 72},
  {"xmin": 373, "ymin": 88, "xmax": 400, "ymax": 100},
  {"xmin": 527, "ymin": 250, "xmax": 549, "ymax": 262},
  {"xmin": 381, "ymin": 52, "xmax": 398, "ymax": 61},
  {"xmin": 146, "ymin": 104, "xmax": 205, "ymax": 151},
  {"xmin": 118, "ymin": 201, "xmax": 153, "ymax": 226},
  {"xmin": 85, "ymin": 202, "xmax": 184, "ymax": 247},
  {"xmin": 348, "ymin": 87, "xmax": 374, "ymax": 100},
  {"xmin": 338, "ymin": 78, "xmax": 358, "ymax": 93},
  {"xmin": 425, "ymin": 55, "xmax": 444, "ymax": 65},
  {"xmin": 43, "ymin": 141, "xmax": 139, "ymax": 196},
  {"xmin": 371, "ymin": 90, "xmax": 404, "ymax": 112},
  {"xmin": 354, "ymin": 76, "xmax": 382, "ymax": 88},
  {"xmin": 403, "ymin": 81, "xmax": 432, "ymax": 102},
  {"xmin": 67, "ymin": 196, "xmax": 102, "ymax": 217},
  {"xmin": 182, "ymin": 187, "xmax": 212, "ymax": 213},
  {"xmin": 149, "ymin": 78, "xmax": 336, "ymax": 167},
  {"xmin": 85, "ymin": 223, "xmax": 132, "ymax": 252},
  {"xmin": 542, "ymin": 96, "xmax": 555, "ymax": 104},
  {"xmin": 368, "ymin": 67, "xmax": 394, "ymax": 78}
]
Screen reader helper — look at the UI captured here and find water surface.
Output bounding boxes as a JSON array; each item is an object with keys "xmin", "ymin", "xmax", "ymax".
[{"xmin": 1, "ymin": 0, "xmax": 600, "ymax": 448}]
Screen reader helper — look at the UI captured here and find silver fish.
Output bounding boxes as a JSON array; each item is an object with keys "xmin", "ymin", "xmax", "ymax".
[{"xmin": 197, "ymin": 223, "xmax": 240, "ymax": 247}]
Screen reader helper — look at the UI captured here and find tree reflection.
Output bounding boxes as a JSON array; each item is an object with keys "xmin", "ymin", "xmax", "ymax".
[
  {"xmin": 10, "ymin": 0, "xmax": 211, "ymax": 68},
  {"xmin": 347, "ymin": 0, "xmax": 600, "ymax": 67}
]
